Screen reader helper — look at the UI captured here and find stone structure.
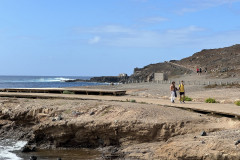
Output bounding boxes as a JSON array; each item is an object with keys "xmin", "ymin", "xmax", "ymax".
[
  {"xmin": 119, "ymin": 73, "xmax": 128, "ymax": 77},
  {"xmin": 154, "ymin": 73, "xmax": 168, "ymax": 81}
]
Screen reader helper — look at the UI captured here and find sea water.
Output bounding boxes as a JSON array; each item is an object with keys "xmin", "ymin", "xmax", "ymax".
[
  {"xmin": 0, "ymin": 75, "xmax": 106, "ymax": 88},
  {"xmin": 0, "ymin": 139, "xmax": 101, "ymax": 160}
]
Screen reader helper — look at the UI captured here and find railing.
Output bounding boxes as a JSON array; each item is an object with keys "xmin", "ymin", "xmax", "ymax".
[{"xmin": 123, "ymin": 80, "xmax": 240, "ymax": 85}]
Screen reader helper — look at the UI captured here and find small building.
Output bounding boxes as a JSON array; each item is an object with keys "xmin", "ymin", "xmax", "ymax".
[{"xmin": 154, "ymin": 73, "xmax": 168, "ymax": 81}]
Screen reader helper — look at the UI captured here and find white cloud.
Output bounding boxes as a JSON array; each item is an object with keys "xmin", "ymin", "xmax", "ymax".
[
  {"xmin": 87, "ymin": 25, "xmax": 205, "ymax": 47},
  {"xmin": 167, "ymin": 26, "xmax": 205, "ymax": 34},
  {"xmin": 75, "ymin": 25, "xmax": 134, "ymax": 34},
  {"xmin": 143, "ymin": 17, "xmax": 168, "ymax": 23},
  {"xmin": 88, "ymin": 36, "xmax": 101, "ymax": 44},
  {"xmin": 177, "ymin": 0, "xmax": 240, "ymax": 14},
  {"xmin": 76, "ymin": 24, "xmax": 239, "ymax": 49}
]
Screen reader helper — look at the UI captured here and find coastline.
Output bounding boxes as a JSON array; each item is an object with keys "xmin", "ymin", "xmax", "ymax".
[{"xmin": 1, "ymin": 78, "xmax": 240, "ymax": 159}]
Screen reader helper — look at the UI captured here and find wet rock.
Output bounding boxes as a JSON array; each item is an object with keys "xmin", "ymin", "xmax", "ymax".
[
  {"xmin": 29, "ymin": 156, "xmax": 37, "ymax": 160},
  {"xmin": 201, "ymin": 131, "xmax": 207, "ymax": 136},
  {"xmin": 22, "ymin": 145, "xmax": 36, "ymax": 152}
]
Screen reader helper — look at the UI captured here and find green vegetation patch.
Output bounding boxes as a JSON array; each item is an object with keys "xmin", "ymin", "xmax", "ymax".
[
  {"xmin": 234, "ymin": 101, "xmax": 240, "ymax": 106},
  {"xmin": 130, "ymin": 99, "xmax": 136, "ymax": 103},
  {"xmin": 63, "ymin": 90, "xmax": 75, "ymax": 94},
  {"xmin": 205, "ymin": 98, "xmax": 216, "ymax": 103},
  {"xmin": 184, "ymin": 96, "xmax": 192, "ymax": 101}
]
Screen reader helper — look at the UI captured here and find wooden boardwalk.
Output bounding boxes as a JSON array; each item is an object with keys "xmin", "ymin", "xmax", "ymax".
[{"xmin": 0, "ymin": 88, "xmax": 126, "ymax": 96}]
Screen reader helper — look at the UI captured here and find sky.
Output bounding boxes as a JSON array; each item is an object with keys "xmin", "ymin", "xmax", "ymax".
[{"xmin": 0, "ymin": 0, "xmax": 240, "ymax": 76}]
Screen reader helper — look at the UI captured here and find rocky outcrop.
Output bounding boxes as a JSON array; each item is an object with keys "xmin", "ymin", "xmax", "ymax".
[
  {"xmin": 89, "ymin": 76, "xmax": 128, "ymax": 83},
  {"xmin": 64, "ymin": 76, "xmax": 129, "ymax": 83},
  {"xmin": 1, "ymin": 98, "xmax": 240, "ymax": 159}
]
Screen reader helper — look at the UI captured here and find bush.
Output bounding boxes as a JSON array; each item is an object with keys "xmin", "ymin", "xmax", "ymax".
[
  {"xmin": 235, "ymin": 101, "xmax": 240, "ymax": 106},
  {"xmin": 205, "ymin": 98, "xmax": 216, "ymax": 103},
  {"xmin": 184, "ymin": 96, "xmax": 192, "ymax": 101},
  {"xmin": 130, "ymin": 99, "xmax": 136, "ymax": 103},
  {"xmin": 63, "ymin": 90, "xmax": 75, "ymax": 94}
]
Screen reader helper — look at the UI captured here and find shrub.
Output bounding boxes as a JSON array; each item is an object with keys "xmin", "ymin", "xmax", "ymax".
[
  {"xmin": 63, "ymin": 90, "xmax": 75, "ymax": 94},
  {"xmin": 184, "ymin": 96, "xmax": 192, "ymax": 101},
  {"xmin": 205, "ymin": 98, "xmax": 216, "ymax": 103},
  {"xmin": 130, "ymin": 99, "xmax": 136, "ymax": 103},
  {"xmin": 235, "ymin": 101, "xmax": 240, "ymax": 106}
]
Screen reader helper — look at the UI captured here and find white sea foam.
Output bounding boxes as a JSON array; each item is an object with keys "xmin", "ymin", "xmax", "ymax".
[
  {"xmin": 34, "ymin": 77, "xmax": 74, "ymax": 82},
  {"xmin": 0, "ymin": 139, "xmax": 27, "ymax": 160}
]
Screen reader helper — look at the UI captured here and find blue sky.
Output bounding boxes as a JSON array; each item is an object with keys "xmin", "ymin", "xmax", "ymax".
[{"xmin": 0, "ymin": 0, "xmax": 240, "ymax": 76}]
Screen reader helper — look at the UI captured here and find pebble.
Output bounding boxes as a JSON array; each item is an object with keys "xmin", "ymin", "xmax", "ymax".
[
  {"xmin": 235, "ymin": 140, "xmax": 240, "ymax": 145},
  {"xmin": 72, "ymin": 111, "xmax": 81, "ymax": 117},
  {"xmin": 52, "ymin": 115, "xmax": 63, "ymax": 121},
  {"xmin": 202, "ymin": 141, "xmax": 205, "ymax": 144},
  {"xmin": 201, "ymin": 131, "xmax": 207, "ymax": 136},
  {"xmin": 90, "ymin": 111, "xmax": 95, "ymax": 115}
]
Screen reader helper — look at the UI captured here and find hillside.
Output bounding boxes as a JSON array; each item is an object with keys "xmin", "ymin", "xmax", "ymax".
[
  {"xmin": 129, "ymin": 62, "xmax": 192, "ymax": 82},
  {"xmin": 130, "ymin": 44, "xmax": 240, "ymax": 81},
  {"xmin": 175, "ymin": 44, "xmax": 240, "ymax": 78}
]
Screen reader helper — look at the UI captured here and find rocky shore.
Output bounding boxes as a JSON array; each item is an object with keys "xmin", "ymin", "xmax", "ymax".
[{"xmin": 1, "ymin": 95, "xmax": 240, "ymax": 159}]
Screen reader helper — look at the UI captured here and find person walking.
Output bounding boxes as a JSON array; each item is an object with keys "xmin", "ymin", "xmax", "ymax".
[
  {"xmin": 170, "ymin": 81, "xmax": 177, "ymax": 103},
  {"xmin": 197, "ymin": 67, "xmax": 199, "ymax": 75},
  {"xmin": 179, "ymin": 80, "xmax": 185, "ymax": 103}
]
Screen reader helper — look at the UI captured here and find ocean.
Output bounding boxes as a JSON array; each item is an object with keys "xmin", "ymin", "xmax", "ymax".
[
  {"xmin": 0, "ymin": 75, "xmax": 106, "ymax": 88},
  {"xmin": 0, "ymin": 75, "xmax": 104, "ymax": 160}
]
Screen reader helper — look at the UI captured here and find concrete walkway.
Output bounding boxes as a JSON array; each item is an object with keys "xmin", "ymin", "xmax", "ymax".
[{"xmin": 0, "ymin": 92, "xmax": 240, "ymax": 118}]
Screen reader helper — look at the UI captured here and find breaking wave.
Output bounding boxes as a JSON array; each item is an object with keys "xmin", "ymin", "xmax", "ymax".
[{"xmin": 0, "ymin": 139, "xmax": 27, "ymax": 160}]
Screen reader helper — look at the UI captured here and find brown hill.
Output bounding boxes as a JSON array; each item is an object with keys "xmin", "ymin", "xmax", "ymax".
[
  {"xmin": 130, "ymin": 44, "xmax": 240, "ymax": 81},
  {"xmin": 175, "ymin": 44, "xmax": 240, "ymax": 78},
  {"xmin": 129, "ymin": 62, "xmax": 192, "ymax": 82}
]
